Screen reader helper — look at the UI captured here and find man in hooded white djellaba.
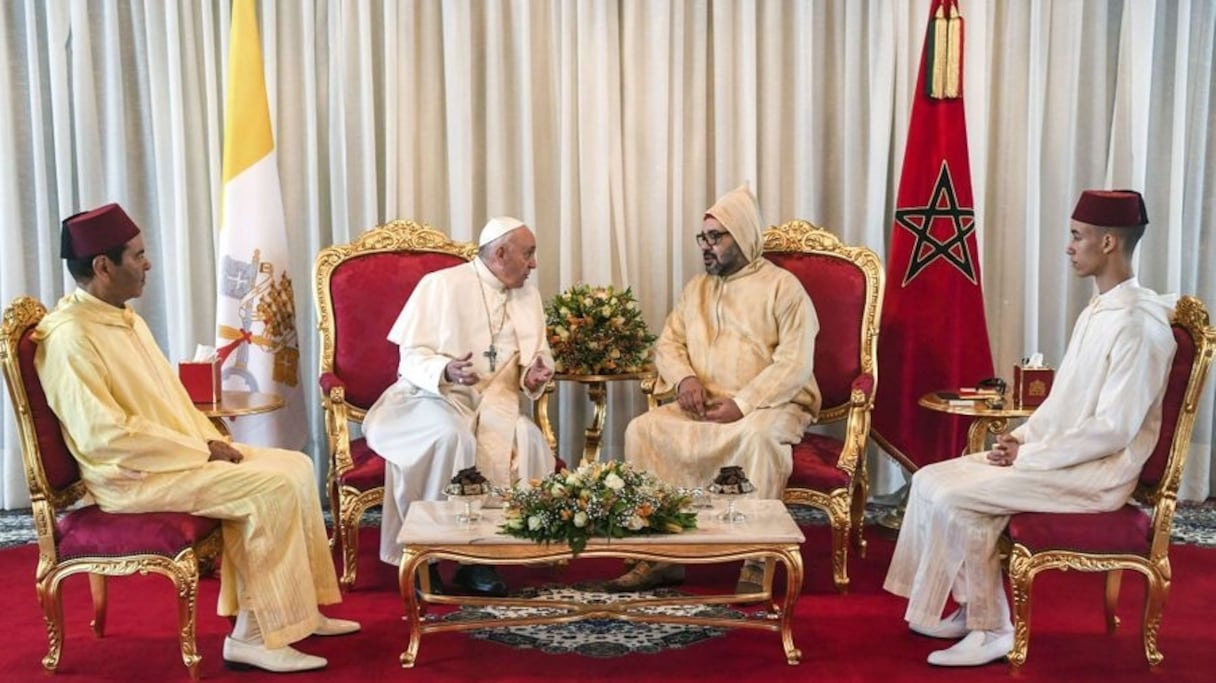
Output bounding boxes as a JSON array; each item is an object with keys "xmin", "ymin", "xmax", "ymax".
[
  {"xmin": 363, "ymin": 217, "xmax": 556, "ymax": 597},
  {"xmin": 883, "ymin": 189, "xmax": 1178, "ymax": 668},
  {"xmin": 603, "ymin": 184, "xmax": 822, "ymax": 595}
]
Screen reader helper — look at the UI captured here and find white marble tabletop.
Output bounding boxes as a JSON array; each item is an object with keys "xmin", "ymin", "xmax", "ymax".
[{"xmin": 400, "ymin": 498, "xmax": 805, "ymax": 546}]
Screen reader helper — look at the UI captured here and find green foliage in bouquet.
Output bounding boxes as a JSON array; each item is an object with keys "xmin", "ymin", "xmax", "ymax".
[
  {"xmin": 500, "ymin": 460, "xmax": 697, "ymax": 556},
  {"xmin": 546, "ymin": 284, "xmax": 655, "ymax": 375}
]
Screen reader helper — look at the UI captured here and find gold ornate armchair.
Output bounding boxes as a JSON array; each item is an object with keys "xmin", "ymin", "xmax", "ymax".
[
  {"xmin": 0, "ymin": 297, "xmax": 222, "ymax": 679},
  {"xmin": 641, "ymin": 220, "xmax": 883, "ymax": 593},
  {"xmin": 313, "ymin": 220, "xmax": 556, "ymax": 589},
  {"xmin": 314, "ymin": 221, "xmax": 473, "ymax": 589},
  {"xmin": 762, "ymin": 221, "xmax": 884, "ymax": 593},
  {"xmin": 1004, "ymin": 295, "xmax": 1215, "ymax": 671}
]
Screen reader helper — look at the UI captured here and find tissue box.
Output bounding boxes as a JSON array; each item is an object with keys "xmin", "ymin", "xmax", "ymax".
[
  {"xmin": 179, "ymin": 360, "xmax": 222, "ymax": 404},
  {"xmin": 1013, "ymin": 364, "xmax": 1054, "ymax": 408}
]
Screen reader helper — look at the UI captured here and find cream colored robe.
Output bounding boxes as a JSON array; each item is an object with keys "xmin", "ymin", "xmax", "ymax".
[
  {"xmin": 626, "ymin": 257, "xmax": 821, "ymax": 498},
  {"xmin": 884, "ymin": 279, "xmax": 1178, "ymax": 631},
  {"xmin": 34, "ymin": 289, "xmax": 340, "ymax": 649},
  {"xmin": 363, "ymin": 259, "xmax": 554, "ymax": 565}
]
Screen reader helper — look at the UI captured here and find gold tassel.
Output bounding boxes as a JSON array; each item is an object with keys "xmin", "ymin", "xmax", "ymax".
[
  {"xmin": 929, "ymin": 6, "xmax": 947, "ymax": 99},
  {"xmin": 945, "ymin": 5, "xmax": 962, "ymax": 98}
]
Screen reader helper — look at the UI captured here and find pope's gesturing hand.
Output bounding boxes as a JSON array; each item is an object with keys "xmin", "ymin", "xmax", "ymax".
[
  {"xmin": 524, "ymin": 356, "xmax": 554, "ymax": 392},
  {"xmin": 445, "ymin": 352, "xmax": 481, "ymax": 386}
]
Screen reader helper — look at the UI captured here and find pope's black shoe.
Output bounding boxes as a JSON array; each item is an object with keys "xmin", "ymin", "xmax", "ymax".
[
  {"xmin": 452, "ymin": 564, "xmax": 508, "ymax": 597},
  {"xmin": 414, "ymin": 562, "xmax": 446, "ymax": 599}
]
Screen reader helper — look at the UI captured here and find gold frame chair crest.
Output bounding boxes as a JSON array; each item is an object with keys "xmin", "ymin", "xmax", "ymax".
[
  {"xmin": 1, "ymin": 296, "xmax": 221, "ymax": 680},
  {"xmin": 1005, "ymin": 295, "xmax": 1216, "ymax": 671}
]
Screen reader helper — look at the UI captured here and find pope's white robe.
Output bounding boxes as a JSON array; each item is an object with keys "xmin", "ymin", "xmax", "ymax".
[
  {"xmin": 884, "ymin": 279, "xmax": 1178, "ymax": 631},
  {"xmin": 363, "ymin": 259, "xmax": 554, "ymax": 565},
  {"xmin": 626, "ymin": 258, "xmax": 821, "ymax": 498},
  {"xmin": 34, "ymin": 290, "xmax": 340, "ymax": 649}
]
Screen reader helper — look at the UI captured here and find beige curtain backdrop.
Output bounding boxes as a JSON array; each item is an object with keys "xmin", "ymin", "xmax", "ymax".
[{"xmin": 2, "ymin": 0, "xmax": 1214, "ymax": 509}]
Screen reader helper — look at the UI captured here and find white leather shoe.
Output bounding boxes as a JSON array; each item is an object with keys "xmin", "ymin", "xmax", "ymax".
[
  {"xmin": 926, "ymin": 629, "xmax": 1014, "ymax": 667},
  {"xmin": 910, "ymin": 607, "xmax": 968, "ymax": 639},
  {"xmin": 222, "ymin": 636, "xmax": 328, "ymax": 673},
  {"xmin": 314, "ymin": 616, "xmax": 361, "ymax": 637}
]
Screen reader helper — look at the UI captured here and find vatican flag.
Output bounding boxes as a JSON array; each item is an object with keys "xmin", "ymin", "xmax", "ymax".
[{"xmin": 214, "ymin": 0, "xmax": 306, "ymax": 449}]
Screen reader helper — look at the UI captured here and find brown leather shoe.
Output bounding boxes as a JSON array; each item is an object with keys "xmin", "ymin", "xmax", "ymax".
[{"xmin": 602, "ymin": 561, "xmax": 686, "ymax": 593}]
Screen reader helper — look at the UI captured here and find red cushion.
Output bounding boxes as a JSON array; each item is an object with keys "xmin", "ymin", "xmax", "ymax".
[
  {"xmin": 18, "ymin": 327, "xmax": 80, "ymax": 491},
  {"xmin": 341, "ymin": 438, "xmax": 387, "ymax": 491},
  {"xmin": 765, "ymin": 253, "xmax": 865, "ymax": 410},
  {"xmin": 1007, "ymin": 505, "xmax": 1152, "ymax": 555},
  {"xmin": 788, "ymin": 432, "xmax": 852, "ymax": 490},
  {"xmin": 328, "ymin": 251, "xmax": 467, "ymax": 409},
  {"xmin": 1139, "ymin": 325, "xmax": 1194, "ymax": 487},
  {"xmin": 56, "ymin": 506, "xmax": 221, "ymax": 559}
]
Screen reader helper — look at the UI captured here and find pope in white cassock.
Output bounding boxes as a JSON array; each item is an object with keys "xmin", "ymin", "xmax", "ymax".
[
  {"xmin": 604, "ymin": 183, "xmax": 821, "ymax": 596},
  {"xmin": 35, "ymin": 204, "xmax": 358, "ymax": 674},
  {"xmin": 363, "ymin": 217, "xmax": 556, "ymax": 597},
  {"xmin": 883, "ymin": 189, "xmax": 1178, "ymax": 668}
]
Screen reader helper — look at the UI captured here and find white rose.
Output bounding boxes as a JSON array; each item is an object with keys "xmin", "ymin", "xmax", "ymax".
[
  {"xmin": 604, "ymin": 473, "xmax": 625, "ymax": 491},
  {"xmin": 573, "ymin": 511, "xmax": 588, "ymax": 528},
  {"xmin": 528, "ymin": 516, "xmax": 542, "ymax": 530},
  {"xmin": 626, "ymin": 515, "xmax": 646, "ymax": 530},
  {"xmin": 550, "ymin": 483, "xmax": 567, "ymax": 497}
]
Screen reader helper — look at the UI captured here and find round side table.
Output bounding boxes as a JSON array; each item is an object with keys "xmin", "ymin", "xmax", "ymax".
[
  {"xmin": 194, "ymin": 390, "xmax": 285, "ymax": 437},
  {"xmin": 918, "ymin": 391, "xmax": 1037, "ymax": 454}
]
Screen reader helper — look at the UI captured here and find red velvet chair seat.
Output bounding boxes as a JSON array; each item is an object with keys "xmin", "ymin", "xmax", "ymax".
[
  {"xmin": 1006, "ymin": 505, "xmax": 1151, "ymax": 555},
  {"xmin": 57, "ymin": 507, "xmax": 222, "ymax": 559},
  {"xmin": 342, "ymin": 438, "xmax": 387, "ymax": 491},
  {"xmin": 788, "ymin": 433, "xmax": 852, "ymax": 491}
]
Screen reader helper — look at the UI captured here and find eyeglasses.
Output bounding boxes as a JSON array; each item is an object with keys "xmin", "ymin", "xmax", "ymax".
[{"xmin": 695, "ymin": 230, "xmax": 729, "ymax": 248}]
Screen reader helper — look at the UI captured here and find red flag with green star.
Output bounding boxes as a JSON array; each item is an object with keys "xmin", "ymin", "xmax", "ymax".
[{"xmin": 872, "ymin": 0, "xmax": 994, "ymax": 470}]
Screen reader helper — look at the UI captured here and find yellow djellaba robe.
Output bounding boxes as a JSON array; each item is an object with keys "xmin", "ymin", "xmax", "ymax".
[
  {"xmin": 34, "ymin": 289, "xmax": 340, "ymax": 649},
  {"xmin": 625, "ymin": 257, "xmax": 821, "ymax": 498}
]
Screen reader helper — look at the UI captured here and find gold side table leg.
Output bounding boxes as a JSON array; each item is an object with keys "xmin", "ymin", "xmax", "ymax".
[{"xmin": 581, "ymin": 381, "xmax": 608, "ymax": 466}]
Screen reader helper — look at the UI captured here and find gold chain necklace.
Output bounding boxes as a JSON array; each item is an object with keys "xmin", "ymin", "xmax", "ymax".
[{"xmin": 476, "ymin": 278, "xmax": 508, "ymax": 372}]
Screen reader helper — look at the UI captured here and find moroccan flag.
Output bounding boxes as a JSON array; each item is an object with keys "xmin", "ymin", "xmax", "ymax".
[
  {"xmin": 214, "ymin": 0, "xmax": 307, "ymax": 449},
  {"xmin": 872, "ymin": 0, "xmax": 994, "ymax": 470}
]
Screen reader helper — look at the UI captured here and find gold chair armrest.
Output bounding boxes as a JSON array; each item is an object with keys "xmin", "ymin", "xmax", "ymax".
[{"xmin": 532, "ymin": 380, "xmax": 558, "ymax": 454}]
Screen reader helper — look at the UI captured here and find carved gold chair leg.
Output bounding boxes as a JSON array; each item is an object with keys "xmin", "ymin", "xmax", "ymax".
[
  {"xmin": 338, "ymin": 492, "xmax": 362, "ymax": 591},
  {"xmin": 1141, "ymin": 571, "xmax": 1169, "ymax": 667},
  {"xmin": 88, "ymin": 573, "xmax": 108, "ymax": 637},
  {"xmin": 851, "ymin": 471, "xmax": 869, "ymax": 559},
  {"xmin": 1104, "ymin": 569, "xmax": 1123, "ymax": 634},
  {"xmin": 173, "ymin": 555, "xmax": 204, "ymax": 681},
  {"xmin": 829, "ymin": 512, "xmax": 851, "ymax": 594},
  {"xmin": 327, "ymin": 477, "xmax": 342, "ymax": 551},
  {"xmin": 38, "ymin": 574, "xmax": 67, "ymax": 672}
]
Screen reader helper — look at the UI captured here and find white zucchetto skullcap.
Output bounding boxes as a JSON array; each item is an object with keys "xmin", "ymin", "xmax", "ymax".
[{"xmin": 478, "ymin": 216, "xmax": 527, "ymax": 247}]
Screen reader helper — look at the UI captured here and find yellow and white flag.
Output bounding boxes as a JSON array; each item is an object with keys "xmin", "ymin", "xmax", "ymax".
[{"xmin": 214, "ymin": 0, "xmax": 306, "ymax": 449}]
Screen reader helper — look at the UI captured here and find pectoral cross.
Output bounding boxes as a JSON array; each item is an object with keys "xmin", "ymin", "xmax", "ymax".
[{"xmin": 483, "ymin": 345, "xmax": 498, "ymax": 372}]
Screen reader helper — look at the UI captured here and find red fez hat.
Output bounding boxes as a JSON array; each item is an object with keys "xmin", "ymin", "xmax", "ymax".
[
  {"xmin": 60, "ymin": 203, "xmax": 141, "ymax": 260},
  {"xmin": 1071, "ymin": 189, "xmax": 1148, "ymax": 228}
]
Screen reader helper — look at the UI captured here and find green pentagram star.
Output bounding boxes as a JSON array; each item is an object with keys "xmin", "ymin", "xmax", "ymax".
[{"xmin": 893, "ymin": 161, "xmax": 978, "ymax": 286}]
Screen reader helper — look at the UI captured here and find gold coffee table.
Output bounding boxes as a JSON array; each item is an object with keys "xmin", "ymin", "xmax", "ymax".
[
  {"xmin": 918, "ymin": 391, "xmax": 1036, "ymax": 454},
  {"xmin": 398, "ymin": 499, "xmax": 806, "ymax": 667}
]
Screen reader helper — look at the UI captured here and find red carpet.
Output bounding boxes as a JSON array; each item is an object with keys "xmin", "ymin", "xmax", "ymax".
[{"xmin": 1, "ymin": 524, "xmax": 1214, "ymax": 682}]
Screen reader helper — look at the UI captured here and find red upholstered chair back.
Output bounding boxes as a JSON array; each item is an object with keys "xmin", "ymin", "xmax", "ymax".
[
  {"xmin": 763, "ymin": 221, "xmax": 883, "ymax": 423},
  {"xmin": 0, "ymin": 297, "xmax": 89, "ymax": 509},
  {"xmin": 1136, "ymin": 323, "xmax": 1197, "ymax": 491},
  {"xmin": 314, "ymin": 221, "xmax": 475, "ymax": 414}
]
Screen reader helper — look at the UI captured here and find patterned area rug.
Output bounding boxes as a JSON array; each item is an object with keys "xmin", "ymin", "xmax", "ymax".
[{"xmin": 441, "ymin": 584, "xmax": 747, "ymax": 657}]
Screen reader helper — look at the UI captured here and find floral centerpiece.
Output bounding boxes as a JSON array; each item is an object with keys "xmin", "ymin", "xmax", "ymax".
[
  {"xmin": 500, "ymin": 461, "xmax": 697, "ymax": 555},
  {"xmin": 546, "ymin": 284, "xmax": 655, "ymax": 375}
]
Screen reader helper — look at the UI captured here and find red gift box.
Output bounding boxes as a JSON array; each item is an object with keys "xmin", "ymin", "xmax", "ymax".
[
  {"xmin": 179, "ymin": 360, "xmax": 222, "ymax": 404},
  {"xmin": 1013, "ymin": 364, "xmax": 1053, "ymax": 408}
]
